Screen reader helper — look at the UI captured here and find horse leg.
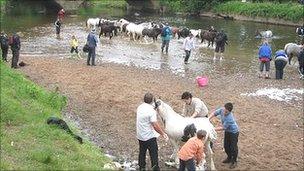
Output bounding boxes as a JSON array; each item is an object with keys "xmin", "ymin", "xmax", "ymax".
[
  {"xmin": 288, "ymin": 54, "xmax": 293, "ymax": 65},
  {"xmin": 169, "ymin": 139, "xmax": 179, "ymax": 165},
  {"xmin": 206, "ymin": 139, "xmax": 216, "ymax": 170}
]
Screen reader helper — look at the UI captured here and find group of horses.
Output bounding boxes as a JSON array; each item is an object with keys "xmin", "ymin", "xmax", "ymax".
[{"xmin": 86, "ymin": 17, "xmax": 223, "ymax": 46}]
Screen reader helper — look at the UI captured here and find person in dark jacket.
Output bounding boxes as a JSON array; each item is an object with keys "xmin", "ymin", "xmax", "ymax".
[
  {"xmin": 54, "ymin": 19, "xmax": 61, "ymax": 38},
  {"xmin": 274, "ymin": 50, "xmax": 288, "ymax": 79},
  {"xmin": 10, "ymin": 33, "xmax": 21, "ymax": 68},
  {"xmin": 0, "ymin": 31, "xmax": 9, "ymax": 62},
  {"xmin": 86, "ymin": 29, "xmax": 99, "ymax": 66},
  {"xmin": 213, "ymin": 29, "xmax": 228, "ymax": 61},
  {"xmin": 258, "ymin": 41, "xmax": 272, "ymax": 78},
  {"xmin": 298, "ymin": 47, "xmax": 304, "ymax": 79}
]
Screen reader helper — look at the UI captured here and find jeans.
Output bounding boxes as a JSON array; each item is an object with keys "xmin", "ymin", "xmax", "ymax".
[
  {"xmin": 87, "ymin": 46, "xmax": 96, "ymax": 65},
  {"xmin": 178, "ymin": 158, "xmax": 196, "ymax": 171},
  {"xmin": 275, "ymin": 59, "xmax": 287, "ymax": 79},
  {"xmin": 138, "ymin": 138, "xmax": 159, "ymax": 171},
  {"xmin": 259, "ymin": 61, "xmax": 270, "ymax": 72},
  {"xmin": 224, "ymin": 131, "xmax": 239, "ymax": 162},
  {"xmin": 11, "ymin": 50, "xmax": 19, "ymax": 68},
  {"xmin": 184, "ymin": 50, "xmax": 191, "ymax": 63},
  {"xmin": 56, "ymin": 26, "xmax": 60, "ymax": 35},
  {"xmin": 161, "ymin": 40, "xmax": 170, "ymax": 53}
]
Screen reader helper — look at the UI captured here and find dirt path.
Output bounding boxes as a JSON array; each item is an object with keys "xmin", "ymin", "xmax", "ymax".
[{"xmin": 18, "ymin": 56, "xmax": 303, "ymax": 170}]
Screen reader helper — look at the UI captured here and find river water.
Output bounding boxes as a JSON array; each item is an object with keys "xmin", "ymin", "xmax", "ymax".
[{"xmin": 2, "ymin": 8, "xmax": 302, "ymax": 77}]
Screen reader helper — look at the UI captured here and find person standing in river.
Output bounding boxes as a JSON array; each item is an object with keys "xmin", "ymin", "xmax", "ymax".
[
  {"xmin": 160, "ymin": 23, "xmax": 172, "ymax": 54},
  {"xmin": 57, "ymin": 8, "xmax": 65, "ymax": 21},
  {"xmin": 258, "ymin": 41, "xmax": 272, "ymax": 79},
  {"xmin": 86, "ymin": 29, "xmax": 99, "ymax": 66},
  {"xmin": 54, "ymin": 18, "xmax": 61, "ymax": 38}
]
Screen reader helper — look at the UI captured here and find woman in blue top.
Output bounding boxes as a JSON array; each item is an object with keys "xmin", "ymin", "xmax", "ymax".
[
  {"xmin": 258, "ymin": 41, "xmax": 272, "ymax": 79},
  {"xmin": 274, "ymin": 50, "xmax": 288, "ymax": 79},
  {"xmin": 208, "ymin": 102, "xmax": 239, "ymax": 169}
]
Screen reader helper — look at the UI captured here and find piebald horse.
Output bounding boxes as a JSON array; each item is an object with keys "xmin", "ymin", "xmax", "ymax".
[{"xmin": 154, "ymin": 99, "xmax": 217, "ymax": 170}]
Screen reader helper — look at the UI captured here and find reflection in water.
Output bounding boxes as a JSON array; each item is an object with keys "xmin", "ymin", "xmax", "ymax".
[{"xmin": 2, "ymin": 10, "xmax": 300, "ymax": 78}]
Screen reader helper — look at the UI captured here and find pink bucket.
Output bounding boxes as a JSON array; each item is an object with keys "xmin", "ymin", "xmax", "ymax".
[{"xmin": 196, "ymin": 76, "xmax": 208, "ymax": 87}]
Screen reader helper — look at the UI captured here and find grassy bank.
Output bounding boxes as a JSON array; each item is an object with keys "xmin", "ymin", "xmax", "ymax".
[
  {"xmin": 160, "ymin": 0, "xmax": 302, "ymax": 23},
  {"xmin": 78, "ymin": 0, "xmax": 127, "ymax": 16},
  {"xmin": 213, "ymin": 1, "xmax": 303, "ymax": 22},
  {"xmin": 0, "ymin": 61, "xmax": 108, "ymax": 170}
]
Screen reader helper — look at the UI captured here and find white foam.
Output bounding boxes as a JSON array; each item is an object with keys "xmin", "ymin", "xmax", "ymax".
[{"xmin": 241, "ymin": 88, "xmax": 304, "ymax": 102}]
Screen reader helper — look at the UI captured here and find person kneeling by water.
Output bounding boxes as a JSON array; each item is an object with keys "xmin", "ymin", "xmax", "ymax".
[{"xmin": 274, "ymin": 50, "xmax": 288, "ymax": 79}]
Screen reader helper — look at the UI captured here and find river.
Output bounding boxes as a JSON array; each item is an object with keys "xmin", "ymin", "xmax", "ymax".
[{"xmin": 2, "ymin": 8, "xmax": 302, "ymax": 78}]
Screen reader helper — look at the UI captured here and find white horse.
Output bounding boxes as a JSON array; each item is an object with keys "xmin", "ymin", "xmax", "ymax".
[
  {"xmin": 126, "ymin": 22, "xmax": 138, "ymax": 40},
  {"xmin": 86, "ymin": 18, "xmax": 100, "ymax": 29},
  {"xmin": 117, "ymin": 18, "xmax": 130, "ymax": 33},
  {"xmin": 190, "ymin": 29, "xmax": 202, "ymax": 38},
  {"xmin": 155, "ymin": 99, "xmax": 217, "ymax": 170},
  {"xmin": 284, "ymin": 43, "xmax": 303, "ymax": 64},
  {"xmin": 256, "ymin": 30, "xmax": 273, "ymax": 38}
]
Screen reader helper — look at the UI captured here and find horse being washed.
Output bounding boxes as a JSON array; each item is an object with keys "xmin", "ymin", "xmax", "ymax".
[{"xmin": 154, "ymin": 99, "xmax": 217, "ymax": 170}]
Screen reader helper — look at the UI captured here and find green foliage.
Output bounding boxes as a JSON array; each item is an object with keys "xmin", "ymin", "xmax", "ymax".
[
  {"xmin": 78, "ymin": 0, "xmax": 127, "ymax": 16},
  {"xmin": 213, "ymin": 1, "xmax": 303, "ymax": 22},
  {"xmin": 0, "ymin": 61, "xmax": 109, "ymax": 170},
  {"xmin": 160, "ymin": 0, "xmax": 231, "ymax": 13}
]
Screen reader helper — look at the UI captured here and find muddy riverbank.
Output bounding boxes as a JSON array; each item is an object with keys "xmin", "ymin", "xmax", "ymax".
[{"xmin": 12, "ymin": 55, "xmax": 303, "ymax": 170}]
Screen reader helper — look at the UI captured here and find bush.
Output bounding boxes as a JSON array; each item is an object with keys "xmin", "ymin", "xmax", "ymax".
[{"xmin": 213, "ymin": 1, "xmax": 303, "ymax": 22}]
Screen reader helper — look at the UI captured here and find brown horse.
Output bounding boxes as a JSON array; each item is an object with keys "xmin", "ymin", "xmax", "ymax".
[
  {"xmin": 171, "ymin": 27, "xmax": 179, "ymax": 38},
  {"xmin": 201, "ymin": 30, "xmax": 217, "ymax": 47}
]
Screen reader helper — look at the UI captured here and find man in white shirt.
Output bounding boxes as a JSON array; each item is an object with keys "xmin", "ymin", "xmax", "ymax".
[
  {"xmin": 136, "ymin": 93, "xmax": 168, "ymax": 171},
  {"xmin": 181, "ymin": 91, "xmax": 208, "ymax": 118},
  {"xmin": 183, "ymin": 33, "xmax": 195, "ymax": 64}
]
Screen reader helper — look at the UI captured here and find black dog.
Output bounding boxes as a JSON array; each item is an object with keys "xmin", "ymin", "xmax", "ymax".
[
  {"xmin": 181, "ymin": 123, "xmax": 197, "ymax": 142},
  {"xmin": 47, "ymin": 117, "xmax": 83, "ymax": 144}
]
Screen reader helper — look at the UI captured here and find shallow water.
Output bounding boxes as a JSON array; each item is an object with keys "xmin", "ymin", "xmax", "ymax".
[{"xmin": 2, "ymin": 9, "xmax": 302, "ymax": 77}]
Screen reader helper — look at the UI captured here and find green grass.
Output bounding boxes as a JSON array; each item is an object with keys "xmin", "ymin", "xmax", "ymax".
[
  {"xmin": 0, "ymin": 61, "xmax": 109, "ymax": 170},
  {"xmin": 78, "ymin": 0, "xmax": 127, "ymax": 16},
  {"xmin": 213, "ymin": 1, "xmax": 304, "ymax": 22}
]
